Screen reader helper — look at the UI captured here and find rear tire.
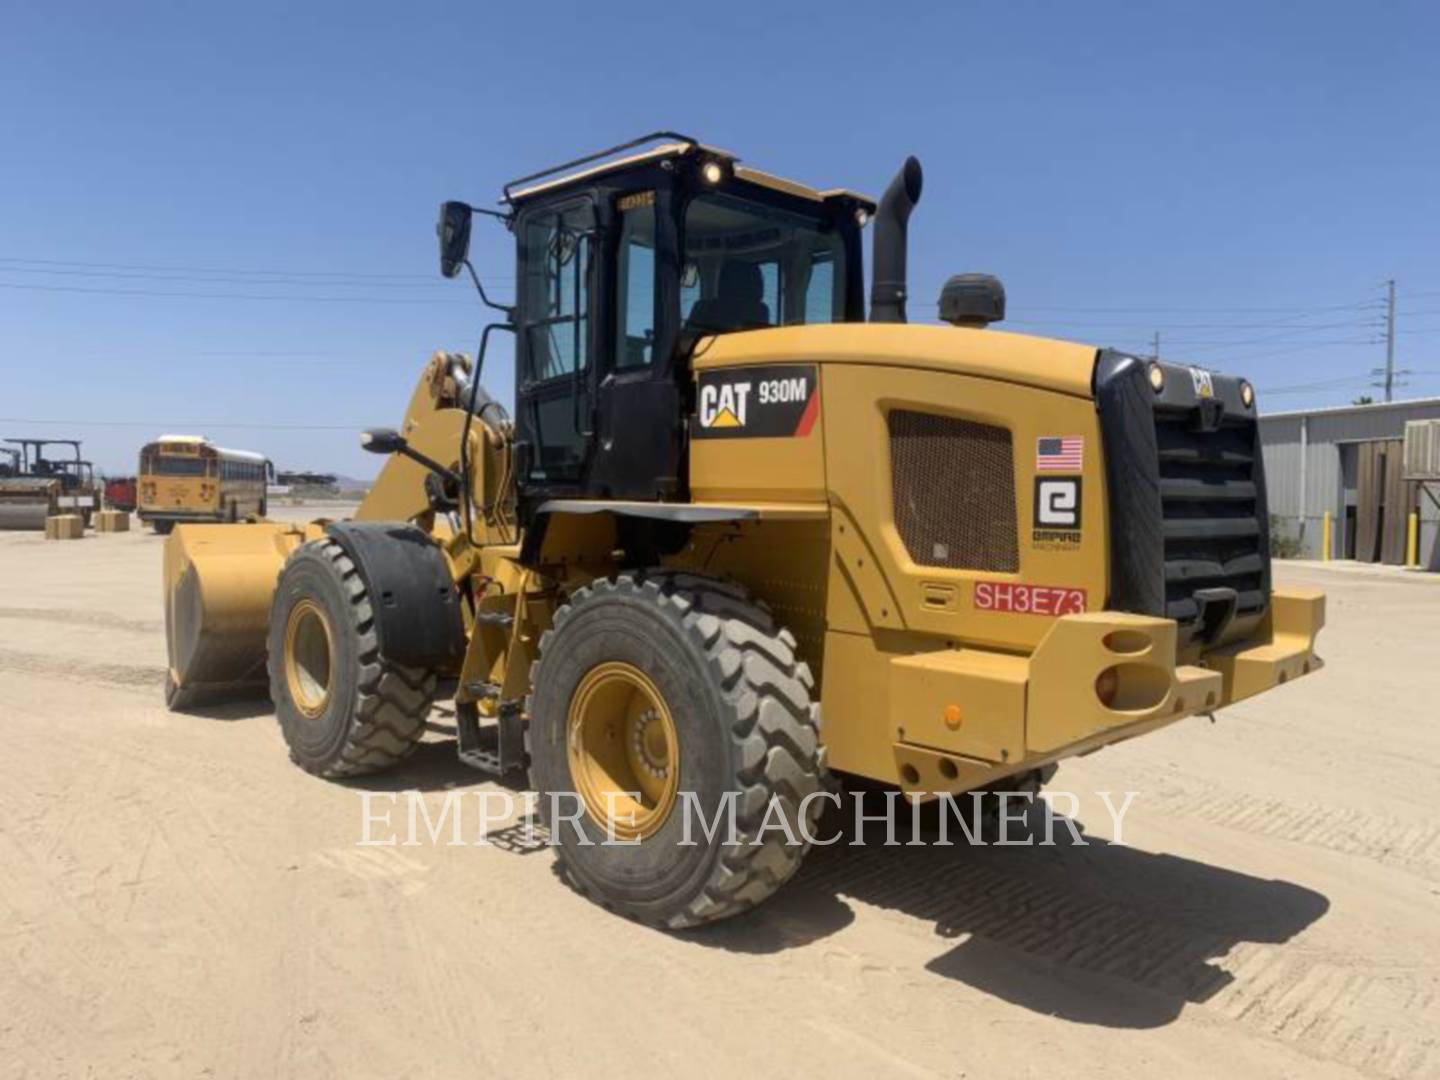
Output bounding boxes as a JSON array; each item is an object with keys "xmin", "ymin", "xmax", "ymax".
[
  {"xmin": 152, "ymin": 519, "xmax": 174, "ymax": 535},
  {"xmin": 527, "ymin": 571, "xmax": 826, "ymax": 929},
  {"xmin": 268, "ymin": 539, "xmax": 435, "ymax": 778}
]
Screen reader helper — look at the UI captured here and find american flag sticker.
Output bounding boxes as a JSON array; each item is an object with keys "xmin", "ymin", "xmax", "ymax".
[{"xmin": 1036, "ymin": 436, "xmax": 1083, "ymax": 472}]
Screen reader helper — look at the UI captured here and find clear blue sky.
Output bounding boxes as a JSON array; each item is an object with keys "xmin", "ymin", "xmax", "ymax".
[{"xmin": 3, "ymin": 1, "xmax": 1437, "ymax": 476}]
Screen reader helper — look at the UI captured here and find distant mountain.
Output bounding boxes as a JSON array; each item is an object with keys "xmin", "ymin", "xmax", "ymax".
[{"xmin": 332, "ymin": 473, "xmax": 373, "ymax": 493}]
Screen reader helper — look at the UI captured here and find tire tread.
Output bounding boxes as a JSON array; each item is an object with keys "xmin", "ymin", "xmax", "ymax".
[
  {"xmin": 270, "ymin": 539, "xmax": 434, "ymax": 778},
  {"xmin": 529, "ymin": 569, "xmax": 826, "ymax": 929}
]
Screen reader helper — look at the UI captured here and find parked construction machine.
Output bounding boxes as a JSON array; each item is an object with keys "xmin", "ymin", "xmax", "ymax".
[
  {"xmin": 164, "ymin": 134, "xmax": 1325, "ymax": 928},
  {"xmin": 0, "ymin": 438, "xmax": 101, "ymax": 529}
]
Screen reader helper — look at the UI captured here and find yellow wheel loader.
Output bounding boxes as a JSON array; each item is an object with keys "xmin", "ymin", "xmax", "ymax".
[{"xmin": 164, "ymin": 133, "xmax": 1325, "ymax": 928}]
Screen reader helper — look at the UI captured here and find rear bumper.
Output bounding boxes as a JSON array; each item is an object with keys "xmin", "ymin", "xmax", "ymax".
[
  {"xmin": 1204, "ymin": 587, "xmax": 1326, "ymax": 702},
  {"xmin": 889, "ymin": 587, "xmax": 1325, "ymax": 794}
]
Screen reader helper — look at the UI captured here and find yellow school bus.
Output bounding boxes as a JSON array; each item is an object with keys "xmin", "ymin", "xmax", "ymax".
[{"xmin": 137, "ymin": 435, "xmax": 272, "ymax": 534}]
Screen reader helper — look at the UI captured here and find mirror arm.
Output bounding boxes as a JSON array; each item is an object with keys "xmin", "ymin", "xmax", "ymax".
[
  {"xmin": 463, "ymin": 258, "xmax": 514, "ymax": 319},
  {"xmin": 393, "ymin": 444, "xmax": 464, "ymax": 491}
]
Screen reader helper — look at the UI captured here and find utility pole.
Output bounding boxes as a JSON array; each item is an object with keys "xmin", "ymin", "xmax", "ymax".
[
  {"xmin": 1384, "ymin": 278, "xmax": 1396, "ymax": 403},
  {"xmin": 1152, "ymin": 330, "xmax": 1161, "ymax": 362}
]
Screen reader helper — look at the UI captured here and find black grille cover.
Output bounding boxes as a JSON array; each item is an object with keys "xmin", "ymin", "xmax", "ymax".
[
  {"xmin": 1094, "ymin": 351, "xmax": 1271, "ymax": 645},
  {"xmin": 889, "ymin": 410, "xmax": 1019, "ymax": 572}
]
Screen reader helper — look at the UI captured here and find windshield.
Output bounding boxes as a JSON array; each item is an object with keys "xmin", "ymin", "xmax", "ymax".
[
  {"xmin": 682, "ymin": 194, "xmax": 846, "ymax": 334},
  {"xmin": 146, "ymin": 454, "xmax": 209, "ymax": 477}
]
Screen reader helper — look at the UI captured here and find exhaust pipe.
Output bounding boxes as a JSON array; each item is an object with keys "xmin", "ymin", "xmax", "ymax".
[{"xmin": 869, "ymin": 156, "xmax": 924, "ymax": 323}]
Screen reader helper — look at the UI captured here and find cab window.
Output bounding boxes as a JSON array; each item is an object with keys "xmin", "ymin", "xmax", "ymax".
[
  {"xmin": 518, "ymin": 200, "xmax": 596, "ymax": 484},
  {"xmin": 520, "ymin": 204, "xmax": 593, "ymax": 384},
  {"xmin": 614, "ymin": 195, "xmax": 657, "ymax": 369},
  {"xmin": 682, "ymin": 194, "xmax": 846, "ymax": 334}
]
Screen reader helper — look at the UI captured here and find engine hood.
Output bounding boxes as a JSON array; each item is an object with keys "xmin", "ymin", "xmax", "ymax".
[{"xmin": 691, "ymin": 323, "xmax": 1098, "ymax": 399}]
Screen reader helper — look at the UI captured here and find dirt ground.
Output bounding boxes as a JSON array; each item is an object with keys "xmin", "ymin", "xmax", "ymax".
[{"xmin": 2, "ymin": 511, "xmax": 1438, "ymax": 1080}]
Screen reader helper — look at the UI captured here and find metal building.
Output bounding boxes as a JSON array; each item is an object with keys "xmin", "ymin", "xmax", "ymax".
[{"xmin": 1259, "ymin": 397, "xmax": 1440, "ymax": 569}]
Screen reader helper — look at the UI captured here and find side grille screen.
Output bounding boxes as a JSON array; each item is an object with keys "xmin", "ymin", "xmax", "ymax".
[{"xmin": 889, "ymin": 410, "xmax": 1018, "ymax": 572}]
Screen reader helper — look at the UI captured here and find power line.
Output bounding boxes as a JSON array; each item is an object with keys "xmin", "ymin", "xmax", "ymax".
[
  {"xmin": 0, "ymin": 265, "xmax": 469, "ymax": 289},
  {"xmin": 936, "ymin": 299, "xmax": 1383, "ymax": 315},
  {"xmin": 0, "ymin": 416, "xmax": 366, "ymax": 431},
  {"xmin": 1004, "ymin": 315, "xmax": 1380, "ymax": 332},
  {"xmin": 0, "ymin": 281, "xmax": 492, "ymax": 305},
  {"xmin": 0, "ymin": 254, "xmax": 446, "ymax": 282}
]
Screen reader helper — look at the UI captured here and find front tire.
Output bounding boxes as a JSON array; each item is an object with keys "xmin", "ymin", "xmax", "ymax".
[
  {"xmin": 267, "ymin": 539, "xmax": 435, "ymax": 777},
  {"xmin": 527, "ymin": 571, "xmax": 826, "ymax": 929},
  {"xmin": 152, "ymin": 519, "xmax": 174, "ymax": 535}
]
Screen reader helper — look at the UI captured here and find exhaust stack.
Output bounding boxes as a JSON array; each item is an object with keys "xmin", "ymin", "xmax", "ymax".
[{"xmin": 869, "ymin": 156, "xmax": 924, "ymax": 323}]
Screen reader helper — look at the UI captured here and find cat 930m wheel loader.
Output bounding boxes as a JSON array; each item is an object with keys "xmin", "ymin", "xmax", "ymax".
[{"xmin": 163, "ymin": 134, "xmax": 1325, "ymax": 928}]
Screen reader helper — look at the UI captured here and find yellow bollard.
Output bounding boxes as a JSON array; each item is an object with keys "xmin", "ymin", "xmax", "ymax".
[
  {"xmin": 1407, "ymin": 511, "xmax": 1420, "ymax": 568},
  {"xmin": 1322, "ymin": 510, "xmax": 1332, "ymax": 562}
]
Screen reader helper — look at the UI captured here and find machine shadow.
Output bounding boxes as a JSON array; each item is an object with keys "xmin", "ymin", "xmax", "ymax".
[
  {"xmin": 336, "ymin": 736, "xmax": 528, "ymax": 794},
  {"xmin": 171, "ymin": 694, "xmax": 274, "ymax": 722},
  {"xmin": 690, "ymin": 805, "xmax": 1329, "ymax": 1029}
]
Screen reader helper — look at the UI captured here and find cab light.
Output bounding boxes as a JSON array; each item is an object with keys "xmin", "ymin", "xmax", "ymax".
[
  {"xmin": 1147, "ymin": 363, "xmax": 1165, "ymax": 393},
  {"xmin": 701, "ymin": 160, "xmax": 724, "ymax": 185},
  {"xmin": 1240, "ymin": 380, "xmax": 1255, "ymax": 408}
]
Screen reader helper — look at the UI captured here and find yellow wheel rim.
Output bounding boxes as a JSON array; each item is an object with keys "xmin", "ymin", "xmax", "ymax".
[
  {"xmin": 566, "ymin": 662, "xmax": 680, "ymax": 841},
  {"xmin": 284, "ymin": 599, "xmax": 334, "ymax": 720}
]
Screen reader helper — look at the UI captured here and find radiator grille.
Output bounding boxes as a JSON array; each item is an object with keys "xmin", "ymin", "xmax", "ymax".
[
  {"xmin": 1155, "ymin": 410, "xmax": 1268, "ymax": 626},
  {"xmin": 889, "ymin": 410, "xmax": 1018, "ymax": 572}
]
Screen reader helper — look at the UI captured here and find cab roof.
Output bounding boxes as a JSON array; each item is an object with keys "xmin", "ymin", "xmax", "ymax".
[{"xmin": 505, "ymin": 135, "xmax": 875, "ymax": 211}]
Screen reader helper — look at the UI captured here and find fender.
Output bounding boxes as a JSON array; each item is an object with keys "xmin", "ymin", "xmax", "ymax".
[
  {"xmin": 323, "ymin": 521, "xmax": 466, "ymax": 669},
  {"xmin": 520, "ymin": 499, "xmax": 762, "ymax": 566}
]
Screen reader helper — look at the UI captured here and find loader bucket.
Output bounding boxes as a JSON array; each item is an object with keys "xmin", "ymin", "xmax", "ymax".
[{"xmin": 163, "ymin": 522, "xmax": 311, "ymax": 707}]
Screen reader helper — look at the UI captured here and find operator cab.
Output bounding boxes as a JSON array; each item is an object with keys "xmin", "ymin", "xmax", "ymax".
[
  {"xmin": 440, "ymin": 134, "xmax": 873, "ymax": 509},
  {"xmin": 5, "ymin": 438, "xmax": 85, "ymax": 489}
]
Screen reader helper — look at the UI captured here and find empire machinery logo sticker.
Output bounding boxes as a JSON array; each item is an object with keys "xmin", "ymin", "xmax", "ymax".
[
  {"xmin": 1033, "ymin": 476, "xmax": 1082, "ymax": 549},
  {"xmin": 1032, "ymin": 435, "xmax": 1084, "ymax": 550},
  {"xmin": 694, "ymin": 364, "xmax": 820, "ymax": 439}
]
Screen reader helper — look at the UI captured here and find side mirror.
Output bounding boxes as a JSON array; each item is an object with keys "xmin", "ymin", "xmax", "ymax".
[
  {"xmin": 360, "ymin": 428, "xmax": 408, "ymax": 455},
  {"xmin": 437, "ymin": 200, "xmax": 473, "ymax": 279},
  {"xmin": 361, "ymin": 427, "xmax": 464, "ymax": 491}
]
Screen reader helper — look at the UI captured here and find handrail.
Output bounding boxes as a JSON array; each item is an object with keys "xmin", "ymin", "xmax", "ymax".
[{"xmin": 501, "ymin": 131, "xmax": 698, "ymax": 204}]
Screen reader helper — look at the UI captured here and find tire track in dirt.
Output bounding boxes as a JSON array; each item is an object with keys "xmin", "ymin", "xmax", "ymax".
[
  {"xmin": 798, "ymin": 841, "xmax": 1437, "ymax": 1080},
  {"xmin": 0, "ymin": 648, "xmax": 166, "ymax": 691},
  {"xmin": 1142, "ymin": 785, "xmax": 1440, "ymax": 881},
  {"xmin": 0, "ymin": 606, "xmax": 162, "ymax": 635},
  {"xmin": 1213, "ymin": 943, "xmax": 1439, "ymax": 1080}
]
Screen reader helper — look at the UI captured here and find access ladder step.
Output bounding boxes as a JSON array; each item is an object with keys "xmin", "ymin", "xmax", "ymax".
[{"xmin": 455, "ymin": 700, "xmax": 526, "ymax": 777}]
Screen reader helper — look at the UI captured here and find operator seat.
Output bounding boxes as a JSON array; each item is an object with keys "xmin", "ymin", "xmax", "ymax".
[{"xmin": 687, "ymin": 260, "xmax": 771, "ymax": 333}]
